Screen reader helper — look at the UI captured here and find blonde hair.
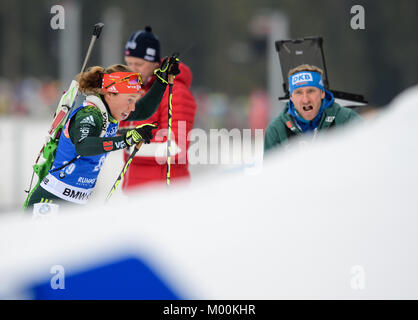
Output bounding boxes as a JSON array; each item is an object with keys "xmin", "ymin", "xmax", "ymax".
[
  {"xmin": 288, "ymin": 64, "xmax": 324, "ymax": 78},
  {"xmin": 76, "ymin": 64, "xmax": 133, "ymax": 95}
]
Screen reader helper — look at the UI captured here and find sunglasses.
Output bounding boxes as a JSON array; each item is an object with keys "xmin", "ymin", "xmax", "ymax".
[{"xmin": 104, "ymin": 73, "xmax": 143, "ymax": 89}]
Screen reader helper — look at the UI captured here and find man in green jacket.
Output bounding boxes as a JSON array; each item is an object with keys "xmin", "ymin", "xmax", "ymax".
[{"xmin": 264, "ymin": 64, "xmax": 361, "ymax": 152}]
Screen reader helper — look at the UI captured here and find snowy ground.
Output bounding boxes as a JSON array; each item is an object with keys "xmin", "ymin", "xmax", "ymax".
[{"xmin": 0, "ymin": 85, "xmax": 417, "ymax": 299}]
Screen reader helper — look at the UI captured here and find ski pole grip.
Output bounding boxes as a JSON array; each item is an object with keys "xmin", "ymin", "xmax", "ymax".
[
  {"xmin": 93, "ymin": 23, "xmax": 104, "ymax": 38},
  {"xmin": 167, "ymin": 53, "xmax": 179, "ymax": 85}
]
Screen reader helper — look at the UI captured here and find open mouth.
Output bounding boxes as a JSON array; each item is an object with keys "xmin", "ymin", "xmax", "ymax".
[
  {"xmin": 121, "ymin": 112, "xmax": 129, "ymax": 120},
  {"xmin": 302, "ymin": 105, "xmax": 313, "ymax": 112}
]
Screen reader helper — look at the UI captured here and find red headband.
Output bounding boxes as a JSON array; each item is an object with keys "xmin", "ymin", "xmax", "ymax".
[{"xmin": 102, "ymin": 72, "xmax": 142, "ymax": 94}]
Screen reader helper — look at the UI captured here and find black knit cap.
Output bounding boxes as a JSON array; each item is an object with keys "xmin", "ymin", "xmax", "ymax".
[{"xmin": 124, "ymin": 26, "xmax": 160, "ymax": 62}]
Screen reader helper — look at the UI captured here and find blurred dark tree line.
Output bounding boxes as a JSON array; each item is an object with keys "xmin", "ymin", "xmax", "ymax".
[{"xmin": 0, "ymin": 0, "xmax": 416, "ymax": 105}]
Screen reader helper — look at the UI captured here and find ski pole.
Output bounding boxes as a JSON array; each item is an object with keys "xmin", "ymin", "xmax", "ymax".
[
  {"xmin": 166, "ymin": 52, "xmax": 179, "ymax": 186},
  {"xmin": 80, "ymin": 23, "xmax": 104, "ymax": 73},
  {"xmin": 25, "ymin": 22, "xmax": 104, "ymax": 196},
  {"xmin": 49, "ymin": 22, "xmax": 104, "ymax": 136},
  {"xmin": 106, "ymin": 141, "xmax": 144, "ymax": 201}
]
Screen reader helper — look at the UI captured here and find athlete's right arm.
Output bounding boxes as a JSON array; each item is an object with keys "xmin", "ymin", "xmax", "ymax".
[{"xmin": 69, "ymin": 106, "xmax": 128, "ymax": 156}]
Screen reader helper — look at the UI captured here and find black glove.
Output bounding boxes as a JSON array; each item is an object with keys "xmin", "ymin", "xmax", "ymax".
[
  {"xmin": 124, "ymin": 123, "xmax": 158, "ymax": 146},
  {"xmin": 154, "ymin": 56, "xmax": 181, "ymax": 84}
]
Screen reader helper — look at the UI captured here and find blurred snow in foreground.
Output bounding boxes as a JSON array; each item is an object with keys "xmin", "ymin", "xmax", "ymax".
[{"xmin": 0, "ymin": 85, "xmax": 417, "ymax": 299}]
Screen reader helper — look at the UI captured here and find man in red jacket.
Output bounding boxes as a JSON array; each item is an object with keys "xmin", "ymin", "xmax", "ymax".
[{"xmin": 120, "ymin": 26, "xmax": 197, "ymax": 191}]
